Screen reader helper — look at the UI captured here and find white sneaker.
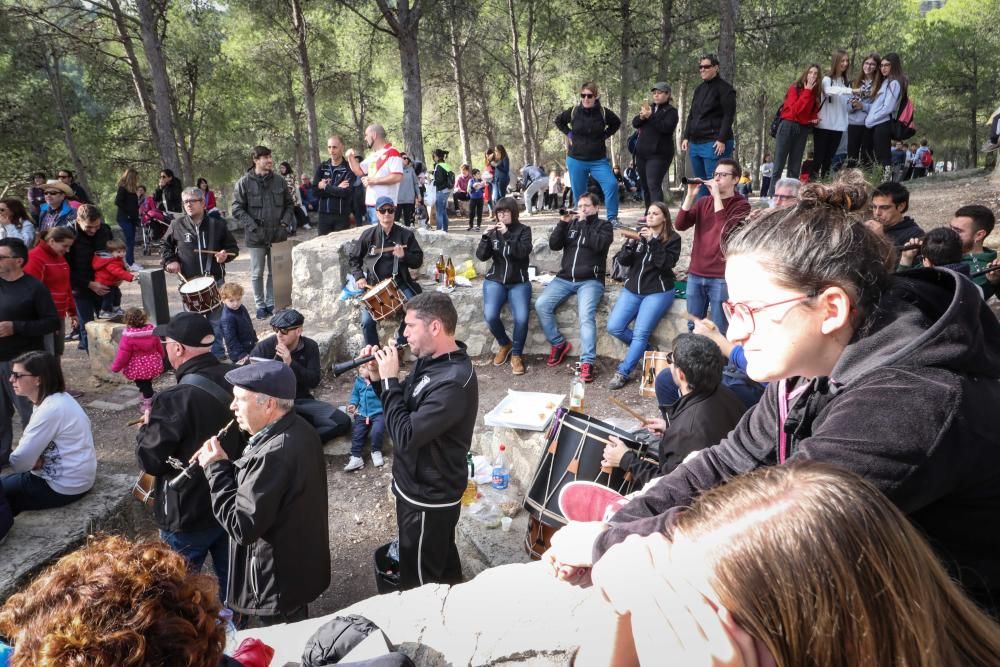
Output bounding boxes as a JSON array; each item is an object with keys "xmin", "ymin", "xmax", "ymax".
[
  {"xmin": 303, "ymin": 223, "xmax": 312, "ymax": 230},
  {"xmin": 129, "ymin": 263, "xmax": 143, "ymax": 272},
  {"xmin": 372, "ymin": 451, "xmax": 385, "ymax": 467},
  {"xmin": 344, "ymin": 456, "xmax": 364, "ymax": 472}
]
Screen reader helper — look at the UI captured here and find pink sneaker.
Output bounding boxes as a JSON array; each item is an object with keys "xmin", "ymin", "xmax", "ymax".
[{"xmin": 558, "ymin": 481, "xmax": 629, "ymax": 522}]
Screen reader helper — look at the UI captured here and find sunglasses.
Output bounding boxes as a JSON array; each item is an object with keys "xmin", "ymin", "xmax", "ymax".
[
  {"xmin": 698, "ymin": 64, "xmax": 716, "ymax": 70},
  {"xmin": 580, "ymin": 93, "xmax": 595, "ymax": 99},
  {"xmin": 378, "ymin": 207, "xmax": 396, "ymax": 214},
  {"xmin": 272, "ymin": 326, "xmax": 301, "ymax": 334},
  {"xmin": 44, "ymin": 191, "xmax": 62, "ymax": 196}
]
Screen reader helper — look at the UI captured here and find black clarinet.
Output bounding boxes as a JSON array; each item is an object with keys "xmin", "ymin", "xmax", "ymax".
[
  {"xmin": 332, "ymin": 343, "xmax": 409, "ymax": 377},
  {"xmin": 168, "ymin": 419, "xmax": 236, "ymax": 490}
]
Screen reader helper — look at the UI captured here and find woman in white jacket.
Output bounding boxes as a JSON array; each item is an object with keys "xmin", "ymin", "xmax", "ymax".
[
  {"xmin": 812, "ymin": 49, "xmax": 858, "ymax": 181},
  {"xmin": 2, "ymin": 351, "xmax": 96, "ymax": 514},
  {"xmin": 865, "ymin": 52, "xmax": 908, "ymax": 181}
]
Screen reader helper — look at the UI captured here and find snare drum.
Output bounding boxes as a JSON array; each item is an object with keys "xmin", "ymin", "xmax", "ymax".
[
  {"xmin": 640, "ymin": 351, "xmax": 671, "ymax": 398},
  {"xmin": 131, "ymin": 472, "xmax": 156, "ymax": 506},
  {"xmin": 361, "ymin": 278, "xmax": 407, "ymax": 321},
  {"xmin": 179, "ymin": 276, "xmax": 221, "ymax": 313}
]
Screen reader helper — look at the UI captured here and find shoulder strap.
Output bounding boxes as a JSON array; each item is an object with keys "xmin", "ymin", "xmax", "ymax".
[{"xmin": 179, "ymin": 372, "xmax": 233, "ymax": 411}]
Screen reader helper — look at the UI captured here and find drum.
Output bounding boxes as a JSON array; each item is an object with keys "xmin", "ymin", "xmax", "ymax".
[
  {"xmin": 361, "ymin": 278, "xmax": 407, "ymax": 321},
  {"xmin": 179, "ymin": 276, "xmax": 221, "ymax": 313},
  {"xmin": 640, "ymin": 351, "xmax": 671, "ymax": 398},
  {"xmin": 522, "ymin": 410, "xmax": 648, "ymax": 558},
  {"xmin": 131, "ymin": 472, "xmax": 156, "ymax": 506}
]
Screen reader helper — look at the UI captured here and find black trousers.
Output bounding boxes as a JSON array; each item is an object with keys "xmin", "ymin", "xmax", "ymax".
[
  {"xmin": 811, "ymin": 128, "xmax": 843, "ymax": 180},
  {"xmin": 395, "ymin": 203, "xmax": 416, "ymax": 227},
  {"xmin": 636, "ymin": 154, "xmax": 672, "ymax": 208},
  {"xmin": 396, "ymin": 497, "xmax": 462, "ymax": 591},
  {"xmin": 870, "ymin": 121, "xmax": 893, "ymax": 167},
  {"xmin": 317, "ymin": 212, "xmax": 350, "ymax": 235},
  {"xmin": 468, "ymin": 199, "xmax": 483, "ymax": 228},
  {"xmin": 846, "ymin": 124, "xmax": 874, "ymax": 168}
]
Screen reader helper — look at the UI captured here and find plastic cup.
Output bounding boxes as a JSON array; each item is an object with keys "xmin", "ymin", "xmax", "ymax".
[{"xmin": 500, "ymin": 516, "xmax": 513, "ymax": 532}]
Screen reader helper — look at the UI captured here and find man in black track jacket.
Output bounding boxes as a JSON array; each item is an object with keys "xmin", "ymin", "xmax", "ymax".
[
  {"xmin": 314, "ymin": 135, "xmax": 355, "ymax": 234},
  {"xmin": 361, "ymin": 292, "xmax": 478, "ymax": 590}
]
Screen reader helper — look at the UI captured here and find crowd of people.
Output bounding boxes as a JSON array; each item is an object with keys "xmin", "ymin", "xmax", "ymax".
[{"xmin": 1, "ymin": 44, "xmax": 999, "ymax": 665}]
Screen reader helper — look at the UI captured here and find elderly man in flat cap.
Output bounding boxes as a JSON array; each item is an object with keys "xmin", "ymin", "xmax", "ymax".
[
  {"xmin": 194, "ymin": 359, "xmax": 330, "ymax": 627},
  {"xmin": 250, "ymin": 308, "xmax": 350, "ymax": 443}
]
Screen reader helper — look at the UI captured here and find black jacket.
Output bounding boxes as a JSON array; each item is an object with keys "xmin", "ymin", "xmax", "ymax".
[
  {"xmin": 620, "ymin": 384, "xmax": 746, "ymax": 488},
  {"xmin": 161, "ymin": 214, "xmax": 239, "ymax": 283},
  {"xmin": 251, "ymin": 335, "xmax": 321, "ymax": 400},
  {"xmin": 114, "ymin": 186, "xmax": 139, "ymax": 220},
  {"xmin": 232, "ymin": 168, "xmax": 294, "ymax": 248},
  {"xmin": 206, "ymin": 410, "xmax": 330, "ymax": 615},
  {"xmin": 136, "ymin": 354, "xmax": 243, "ymax": 533},
  {"xmin": 313, "ymin": 159, "xmax": 355, "ymax": 216},
  {"xmin": 154, "ymin": 179, "xmax": 183, "ymax": 214},
  {"xmin": 555, "ymin": 103, "xmax": 622, "ymax": 161},
  {"xmin": 476, "ymin": 221, "xmax": 532, "ymax": 285},
  {"xmin": 375, "ymin": 344, "xmax": 478, "ymax": 508},
  {"xmin": 349, "ymin": 223, "xmax": 424, "ymax": 293},
  {"xmin": 549, "ymin": 215, "xmax": 614, "ymax": 283},
  {"xmin": 632, "ymin": 104, "xmax": 679, "ymax": 159},
  {"xmin": 616, "ymin": 233, "xmax": 682, "ymax": 295},
  {"xmin": 683, "ymin": 76, "xmax": 737, "ymax": 143},
  {"xmin": 596, "ymin": 268, "xmax": 1000, "ymax": 612},
  {"xmin": 66, "ymin": 223, "xmax": 113, "ymax": 292},
  {"xmin": 884, "ymin": 215, "xmax": 925, "ymax": 249}
]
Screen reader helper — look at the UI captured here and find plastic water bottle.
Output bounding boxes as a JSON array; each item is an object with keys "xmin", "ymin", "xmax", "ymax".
[
  {"xmin": 218, "ymin": 607, "xmax": 238, "ymax": 656},
  {"xmin": 491, "ymin": 444, "xmax": 510, "ymax": 490}
]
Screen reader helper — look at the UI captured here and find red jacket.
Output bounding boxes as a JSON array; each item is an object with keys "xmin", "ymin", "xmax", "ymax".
[
  {"xmin": 92, "ymin": 253, "xmax": 134, "ymax": 287},
  {"xmin": 24, "ymin": 242, "xmax": 76, "ymax": 317},
  {"xmin": 110, "ymin": 324, "xmax": 164, "ymax": 381},
  {"xmin": 675, "ymin": 194, "xmax": 751, "ymax": 278},
  {"xmin": 779, "ymin": 83, "xmax": 820, "ymax": 125}
]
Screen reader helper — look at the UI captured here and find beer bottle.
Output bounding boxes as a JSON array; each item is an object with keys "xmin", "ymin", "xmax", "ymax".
[
  {"xmin": 446, "ymin": 257, "xmax": 456, "ymax": 287},
  {"xmin": 436, "ymin": 254, "xmax": 446, "ymax": 283}
]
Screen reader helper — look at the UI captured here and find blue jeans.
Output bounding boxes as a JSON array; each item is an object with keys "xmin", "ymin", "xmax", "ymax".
[
  {"xmin": 607, "ymin": 288, "xmax": 676, "ymax": 376},
  {"xmin": 685, "ymin": 273, "xmax": 729, "ymax": 335},
  {"xmin": 366, "ymin": 206, "xmax": 378, "ymax": 225},
  {"xmin": 534, "ymin": 277, "xmax": 604, "ymax": 363},
  {"xmin": 118, "ymin": 213, "xmax": 138, "ymax": 266},
  {"xmin": 1, "ymin": 472, "xmax": 89, "ymax": 515},
  {"xmin": 565, "ymin": 156, "xmax": 619, "ymax": 221},
  {"xmin": 492, "ymin": 173, "xmax": 510, "ymax": 205},
  {"xmin": 483, "ymin": 280, "xmax": 531, "ymax": 355},
  {"xmin": 435, "ymin": 190, "xmax": 450, "ymax": 231},
  {"xmin": 161, "ymin": 525, "xmax": 230, "ymax": 601},
  {"xmin": 688, "ymin": 139, "xmax": 734, "ymax": 198},
  {"xmin": 247, "ymin": 246, "xmax": 274, "ymax": 310},
  {"xmin": 361, "ymin": 285, "xmax": 415, "ymax": 346},
  {"xmin": 351, "ymin": 412, "xmax": 386, "ymax": 457},
  {"xmin": 73, "ymin": 288, "xmax": 103, "ymax": 352}
]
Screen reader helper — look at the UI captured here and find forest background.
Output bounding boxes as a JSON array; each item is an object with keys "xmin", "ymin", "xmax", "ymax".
[{"xmin": 1, "ymin": 0, "xmax": 998, "ymax": 207}]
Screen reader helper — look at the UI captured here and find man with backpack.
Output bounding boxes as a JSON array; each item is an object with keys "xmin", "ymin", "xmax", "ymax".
[{"xmin": 913, "ymin": 139, "xmax": 933, "ymax": 179}]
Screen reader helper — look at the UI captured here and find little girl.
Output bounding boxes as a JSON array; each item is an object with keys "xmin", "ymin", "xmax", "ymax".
[{"xmin": 110, "ymin": 307, "xmax": 164, "ymax": 413}]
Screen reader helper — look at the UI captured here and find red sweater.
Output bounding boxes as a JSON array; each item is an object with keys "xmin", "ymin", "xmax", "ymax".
[
  {"xmin": 92, "ymin": 254, "xmax": 134, "ymax": 287},
  {"xmin": 675, "ymin": 194, "xmax": 751, "ymax": 278},
  {"xmin": 24, "ymin": 242, "xmax": 76, "ymax": 317},
  {"xmin": 779, "ymin": 83, "xmax": 820, "ymax": 125}
]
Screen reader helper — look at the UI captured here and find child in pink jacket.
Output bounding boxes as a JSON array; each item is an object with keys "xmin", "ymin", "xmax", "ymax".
[{"xmin": 110, "ymin": 307, "xmax": 164, "ymax": 413}]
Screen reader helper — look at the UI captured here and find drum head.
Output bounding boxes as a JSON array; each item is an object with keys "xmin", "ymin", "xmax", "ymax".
[
  {"xmin": 362, "ymin": 278, "xmax": 395, "ymax": 299},
  {"xmin": 180, "ymin": 275, "xmax": 216, "ymax": 293}
]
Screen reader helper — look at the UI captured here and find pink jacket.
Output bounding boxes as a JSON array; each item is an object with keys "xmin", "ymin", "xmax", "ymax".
[{"xmin": 110, "ymin": 324, "xmax": 164, "ymax": 381}]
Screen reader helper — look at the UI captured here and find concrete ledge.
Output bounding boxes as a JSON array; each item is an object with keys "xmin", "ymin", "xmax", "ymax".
[
  {"xmin": 85, "ymin": 320, "xmax": 130, "ymax": 385},
  {"xmin": 0, "ymin": 472, "xmax": 145, "ymax": 602}
]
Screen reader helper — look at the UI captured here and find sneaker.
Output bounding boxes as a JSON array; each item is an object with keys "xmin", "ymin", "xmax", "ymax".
[
  {"xmin": 265, "ymin": 306, "xmax": 275, "ymax": 316},
  {"xmin": 609, "ymin": 218, "xmax": 621, "ymax": 229},
  {"xmin": 129, "ymin": 263, "xmax": 143, "ymax": 272},
  {"xmin": 98, "ymin": 309, "xmax": 113, "ymax": 319},
  {"xmin": 372, "ymin": 451, "xmax": 385, "ymax": 467},
  {"xmin": 608, "ymin": 372, "xmax": 630, "ymax": 390},
  {"xmin": 303, "ymin": 223, "xmax": 312, "ymax": 230},
  {"xmin": 511, "ymin": 355, "xmax": 525, "ymax": 376},
  {"xmin": 493, "ymin": 342, "xmax": 513, "ymax": 366},
  {"xmin": 344, "ymin": 456, "xmax": 364, "ymax": 472},
  {"xmin": 546, "ymin": 341, "xmax": 572, "ymax": 367},
  {"xmin": 256, "ymin": 308, "xmax": 269, "ymax": 320},
  {"xmin": 65, "ymin": 327, "xmax": 79, "ymax": 341},
  {"xmin": 579, "ymin": 362, "xmax": 595, "ymax": 383}
]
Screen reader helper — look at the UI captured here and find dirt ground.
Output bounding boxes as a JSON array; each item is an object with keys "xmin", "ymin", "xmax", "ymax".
[{"xmin": 31, "ymin": 169, "xmax": 1000, "ymax": 613}]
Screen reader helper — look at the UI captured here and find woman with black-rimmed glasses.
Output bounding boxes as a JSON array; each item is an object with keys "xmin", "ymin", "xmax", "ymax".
[
  {"xmin": 846, "ymin": 52, "xmax": 882, "ymax": 168},
  {"xmin": 866, "ymin": 53, "xmax": 908, "ymax": 181}
]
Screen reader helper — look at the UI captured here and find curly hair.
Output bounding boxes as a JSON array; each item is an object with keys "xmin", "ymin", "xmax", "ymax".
[{"xmin": 0, "ymin": 535, "xmax": 224, "ymax": 667}]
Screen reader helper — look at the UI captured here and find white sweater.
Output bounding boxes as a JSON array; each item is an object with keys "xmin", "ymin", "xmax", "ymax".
[
  {"xmin": 10, "ymin": 393, "xmax": 97, "ymax": 495},
  {"xmin": 816, "ymin": 76, "xmax": 855, "ymax": 132}
]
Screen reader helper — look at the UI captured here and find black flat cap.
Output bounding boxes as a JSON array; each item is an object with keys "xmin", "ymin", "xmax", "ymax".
[
  {"xmin": 153, "ymin": 312, "xmax": 215, "ymax": 347},
  {"xmin": 225, "ymin": 360, "xmax": 297, "ymax": 400},
  {"xmin": 270, "ymin": 309, "xmax": 305, "ymax": 329}
]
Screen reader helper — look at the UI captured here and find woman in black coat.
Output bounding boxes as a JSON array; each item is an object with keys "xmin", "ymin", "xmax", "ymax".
[{"xmin": 632, "ymin": 83, "xmax": 679, "ymax": 213}]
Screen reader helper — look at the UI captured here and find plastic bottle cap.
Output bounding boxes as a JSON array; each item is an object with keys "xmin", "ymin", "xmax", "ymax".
[{"xmin": 499, "ymin": 444, "xmax": 506, "ymax": 452}]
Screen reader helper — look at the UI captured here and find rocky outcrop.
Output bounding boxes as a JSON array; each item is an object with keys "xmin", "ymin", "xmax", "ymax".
[{"xmin": 85, "ymin": 320, "xmax": 129, "ymax": 385}]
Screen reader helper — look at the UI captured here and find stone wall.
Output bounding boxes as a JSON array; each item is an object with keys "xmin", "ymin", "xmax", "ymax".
[
  {"xmin": 85, "ymin": 320, "xmax": 129, "ymax": 385},
  {"xmin": 292, "ymin": 226, "xmax": 690, "ymax": 365}
]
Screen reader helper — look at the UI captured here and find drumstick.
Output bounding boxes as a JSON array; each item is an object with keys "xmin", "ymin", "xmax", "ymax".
[
  {"xmin": 609, "ymin": 397, "xmax": 647, "ymax": 424},
  {"xmin": 195, "ymin": 249, "xmax": 237, "ymax": 256}
]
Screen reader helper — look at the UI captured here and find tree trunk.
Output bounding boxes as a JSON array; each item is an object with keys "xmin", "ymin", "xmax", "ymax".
[
  {"xmin": 718, "ymin": 0, "xmax": 738, "ymax": 84},
  {"xmin": 43, "ymin": 50, "xmax": 90, "ymax": 198},
  {"xmin": 657, "ymin": 0, "xmax": 674, "ymax": 81},
  {"xmin": 617, "ymin": 0, "xmax": 632, "ymax": 169},
  {"xmin": 448, "ymin": 7, "xmax": 472, "ymax": 166},
  {"xmin": 675, "ymin": 77, "xmax": 688, "ymax": 184},
  {"xmin": 375, "ymin": 0, "xmax": 425, "ymax": 164},
  {"xmin": 284, "ymin": 70, "xmax": 305, "ymax": 176},
  {"xmin": 290, "ymin": 0, "xmax": 320, "ymax": 167},
  {"xmin": 107, "ymin": 0, "xmax": 159, "ymax": 146},
  {"xmin": 134, "ymin": 0, "xmax": 181, "ymax": 176},
  {"xmin": 507, "ymin": 0, "xmax": 532, "ymax": 166},
  {"xmin": 969, "ymin": 59, "xmax": 978, "ymax": 169}
]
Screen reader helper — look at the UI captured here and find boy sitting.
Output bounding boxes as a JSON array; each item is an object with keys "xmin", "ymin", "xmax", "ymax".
[{"xmin": 344, "ymin": 363, "xmax": 385, "ymax": 472}]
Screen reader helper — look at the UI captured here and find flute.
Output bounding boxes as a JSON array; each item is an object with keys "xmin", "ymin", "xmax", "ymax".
[
  {"xmin": 169, "ymin": 418, "xmax": 236, "ymax": 490},
  {"xmin": 332, "ymin": 343, "xmax": 409, "ymax": 377}
]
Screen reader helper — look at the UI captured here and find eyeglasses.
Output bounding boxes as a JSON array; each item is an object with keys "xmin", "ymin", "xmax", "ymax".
[
  {"xmin": 713, "ymin": 172, "xmax": 736, "ymax": 178},
  {"xmin": 0, "ymin": 254, "xmax": 15, "ymax": 261},
  {"xmin": 272, "ymin": 326, "xmax": 301, "ymax": 335},
  {"xmin": 182, "ymin": 199, "xmax": 203, "ymax": 205},
  {"xmin": 9, "ymin": 372, "xmax": 35, "ymax": 381},
  {"xmin": 378, "ymin": 207, "xmax": 396, "ymax": 214},
  {"xmin": 722, "ymin": 294, "xmax": 815, "ymax": 334},
  {"xmin": 58, "ymin": 174, "xmax": 70, "ymax": 179},
  {"xmin": 698, "ymin": 64, "xmax": 716, "ymax": 70},
  {"xmin": 665, "ymin": 351, "xmax": 674, "ymax": 364},
  {"xmin": 773, "ymin": 194, "xmax": 797, "ymax": 201},
  {"xmin": 580, "ymin": 93, "xmax": 595, "ymax": 99},
  {"xmin": 880, "ymin": 62, "xmax": 891, "ymax": 67}
]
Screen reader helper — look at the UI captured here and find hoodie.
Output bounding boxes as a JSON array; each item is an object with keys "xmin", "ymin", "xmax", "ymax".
[
  {"xmin": 595, "ymin": 268, "xmax": 1000, "ymax": 613},
  {"xmin": 883, "ymin": 215, "xmax": 925, "ymax": 249},
  {"xmin": 549, "ymin": 215, "xmax": 614, "ymax": 283},
  {"xmin": 92, "ymin": 252, "xmax": 134, "ymax": 287}
]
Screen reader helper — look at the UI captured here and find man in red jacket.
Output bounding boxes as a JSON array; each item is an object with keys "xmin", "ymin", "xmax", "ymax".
[
  {"xmin": 674, "ymin": 158, "xmax": 750, "ymax": 335},
  {"xmin": 91, "ymin": 238, "xmax": 136, "ymax": 319}
]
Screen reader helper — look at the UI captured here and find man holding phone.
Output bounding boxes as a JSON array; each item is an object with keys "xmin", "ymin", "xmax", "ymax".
[{"xmin": 680, "ymin": 54, "xmax": 736, "ymax": 199}]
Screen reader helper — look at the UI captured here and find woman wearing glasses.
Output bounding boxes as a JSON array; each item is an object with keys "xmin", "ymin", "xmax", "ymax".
[
  {"xmin": 2, "ymin": 351, "xmax": 96, "ymax": 515},
  {"xmin": 846, "ymin": 52, "xmax": 881, "ymax": 167},
  {"xmin": 866, "ymin": 52, "xmax": 908, "ymax": 182},
  {"xmin": 545, "ymin": 170, "xmax": 1000, "ymax": 616},
  {"xmin": 554, "ymin": 82, "xmax": 622, "ymax": 225}
]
